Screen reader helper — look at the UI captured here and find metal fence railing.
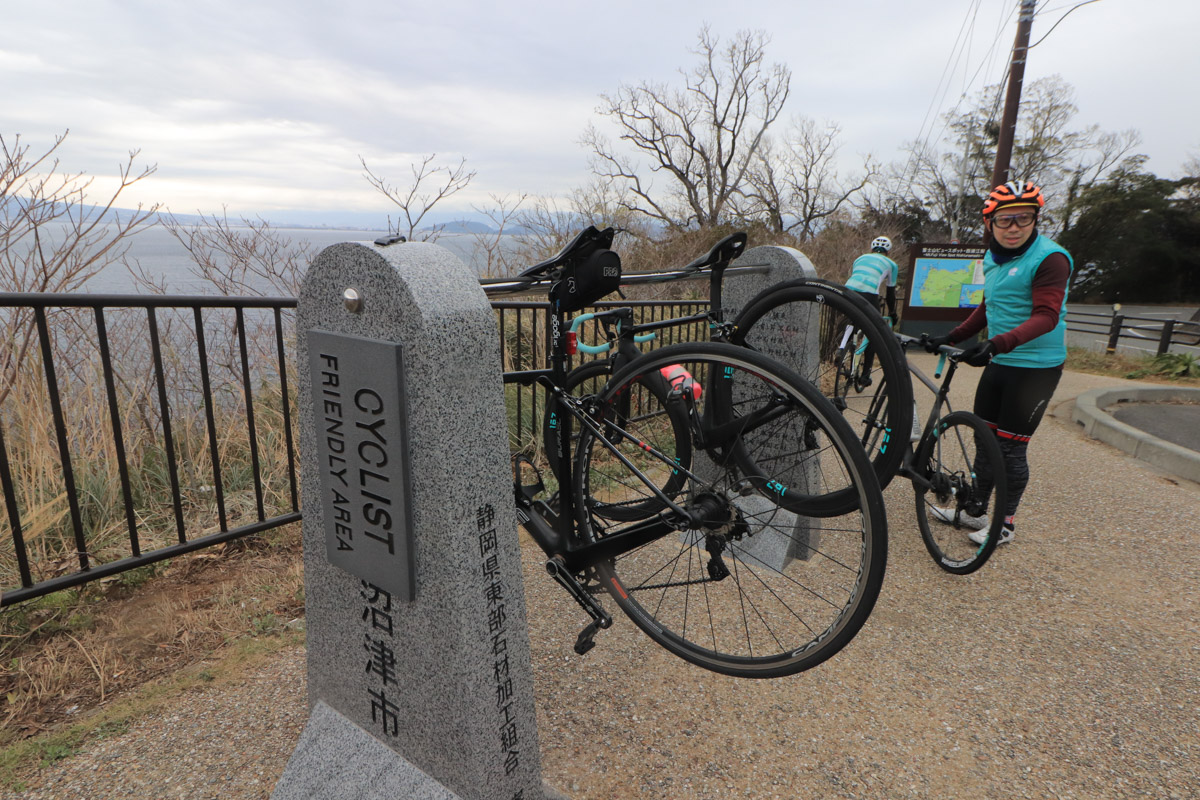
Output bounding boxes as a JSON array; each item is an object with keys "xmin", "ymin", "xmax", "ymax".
[
  {"xmin": 492, "ymin": 298, "xmax": 710, "ymax": 454},
  {"xmin": 0, "ymin": 281, "xmax": 715, "ymax": 606},
  {"xmin": 5, "ymin": 278, "xmax": 1192, "ymax": 606},
  {"xmin": 1065, "ymin": 308, "xmax": 1200, "ymax": 355},
  {"xmin": 0, "ymin": 293, "xmax": 301, "ymax": 607}
]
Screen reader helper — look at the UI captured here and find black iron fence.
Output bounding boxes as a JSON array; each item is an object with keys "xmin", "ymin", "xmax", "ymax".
[
  {"xmin": 7, "ymin": 278, "xmax": 1192, "ymax": 606},
  {"xmin": 0, "ymin": 293, "xmax": 301, "ymax": 607},
  {"xmin": 0, "ymin": 287, "xmax": 712, "ymax": 606},
  {"xmin": 1065, "ymin": 307, "xmax": 1200, "ymax": 355},
  {"xmin": 494, "ymin": 298, "xmax": 710, "ymax": 455}
]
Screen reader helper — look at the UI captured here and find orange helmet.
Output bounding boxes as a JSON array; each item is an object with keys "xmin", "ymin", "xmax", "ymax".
[{"xmin": 982, "ymin": 180, "xmax": 1045, "ymax": 216}]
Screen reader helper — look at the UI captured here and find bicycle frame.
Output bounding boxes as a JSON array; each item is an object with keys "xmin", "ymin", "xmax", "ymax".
[
  {"xmin": 894, "ymin": 334, "xmax": 963, "ymax": 488},
  {"xmin": 516, "ymin": 238, "xmax": 798, "ymax": 563}
]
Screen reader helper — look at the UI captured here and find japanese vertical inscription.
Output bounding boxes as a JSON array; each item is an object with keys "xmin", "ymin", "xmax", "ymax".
[{"xmin": 308, "ymin": 329, "xmax": 415, "ymax": 600}]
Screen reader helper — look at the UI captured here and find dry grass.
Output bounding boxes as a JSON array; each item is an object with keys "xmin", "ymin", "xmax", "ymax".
[
  {"xmin": 0, "ymin": 298, "xmax": 303, "ymax": 751},
  {"xmin": 1065, "ymin": 346, "xmax": 1200, "ymax": 385},
  {"xmin": 0, "ymin": 525, "xmax": 304, "ymax": 746}
]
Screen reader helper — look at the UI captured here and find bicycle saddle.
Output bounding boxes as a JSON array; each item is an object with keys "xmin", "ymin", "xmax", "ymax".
[
  {"xmin": 519, "ymin": 225, "xmax": 617, "ymax": 278},
  {"xmin": 681, "ymin": 232, "xmax": 748, "ymax": 272}
]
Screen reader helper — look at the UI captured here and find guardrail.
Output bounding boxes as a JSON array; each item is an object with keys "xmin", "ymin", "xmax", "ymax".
[{"xmin": 1065, "ymin": 308, "xmax": 1200, "ymax": 355}]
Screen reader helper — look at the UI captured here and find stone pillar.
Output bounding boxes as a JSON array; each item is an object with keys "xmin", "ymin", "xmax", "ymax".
[
  {"xmin": 273, "ymin": 241, "xmax": 562, "ymax": 800},
  {"xmin": 720, "ymin": 245, "xmax": 822, "ymax": 568}
]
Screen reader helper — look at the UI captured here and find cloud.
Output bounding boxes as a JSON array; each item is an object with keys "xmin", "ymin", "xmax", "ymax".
[{"xmin": 5, "ymin": 0, "xmax": 1199, "ymax": 219}]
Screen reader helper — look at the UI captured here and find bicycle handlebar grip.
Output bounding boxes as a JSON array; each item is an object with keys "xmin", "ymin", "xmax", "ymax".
[
  {"xmin": 569, "ymin": 312, "xmax": 596, "ymax": 333},
  {"xmin": 576, "ymin": 340, "xmax": 612, "ymax": 355}
]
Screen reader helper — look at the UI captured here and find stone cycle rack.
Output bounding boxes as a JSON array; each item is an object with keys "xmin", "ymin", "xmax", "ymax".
[
  {"xmin": 272, "ymin": 239, "xmax": 818, "ymax": 799},
  {"xmin": 272, "ymin": 240, "xmax": 564, "ymax": 800}
]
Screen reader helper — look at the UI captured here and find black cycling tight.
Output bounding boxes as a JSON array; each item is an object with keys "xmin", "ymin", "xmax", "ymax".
[{"xmin": 970, "ymin": 362, "xmax": 1063, "ymax": 521}]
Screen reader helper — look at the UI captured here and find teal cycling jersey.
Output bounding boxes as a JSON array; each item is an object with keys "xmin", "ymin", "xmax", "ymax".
[
  {"xmin": 983, "ymin": 234, "xmax": 1073, "ymax": 368},
  {"xmin": 846, "ymin": 253, "xmax": 898, "ymax": 295}
]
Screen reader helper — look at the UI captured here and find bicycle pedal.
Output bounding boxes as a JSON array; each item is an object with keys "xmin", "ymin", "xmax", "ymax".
[
  {"xmin": 574, "ymin": 620, "xmax": 603, "ymax": 656},
  {"xmin": 546, "ymin": 557, "xmax": 613, "ymax": 629}
]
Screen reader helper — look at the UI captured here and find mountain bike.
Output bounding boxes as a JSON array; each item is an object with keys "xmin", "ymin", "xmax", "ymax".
[
  {"xmin": 504, "ymin": 226, "xmax": 888, "ymax": 678},
  {"xmin": 884, "ymin": 334, "xmax": 1009, "ymax": 574}
]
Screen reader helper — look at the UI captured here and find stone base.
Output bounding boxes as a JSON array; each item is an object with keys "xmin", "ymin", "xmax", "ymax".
[{"xmin": 273, "ymin": 701, "xmax": 571, "ymax": 800}]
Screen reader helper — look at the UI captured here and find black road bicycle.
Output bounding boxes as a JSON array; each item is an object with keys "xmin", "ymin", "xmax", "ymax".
[
  {"xmin": 504, "ymin": 227, "xmax": 888, "ymax": 678},
  {"xmin": 885, "ymin": 334, "xmax": 1010, "ymax": 574},
  {"xmin": 542, "ymin": 241, "xmax": 914, "ymax": 518}
]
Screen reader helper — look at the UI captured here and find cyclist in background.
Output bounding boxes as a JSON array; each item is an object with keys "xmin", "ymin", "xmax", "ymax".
[
  {"xmin": 923, "ymin": 180, "xmax": 1073, "ymax": 547},
  {"xmin": 846, "ymin": 236, "xmax": 900, "ymax": 328}
]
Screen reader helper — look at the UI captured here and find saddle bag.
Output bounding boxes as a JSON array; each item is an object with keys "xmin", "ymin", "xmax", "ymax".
[{"xmin": 550, "ymin": 248, "xmax": 622, "ymax": 312}]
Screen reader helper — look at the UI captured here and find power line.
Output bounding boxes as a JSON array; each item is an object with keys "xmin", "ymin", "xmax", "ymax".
[
  {"xmin": 1029, "ymin": 0, "xmax": 1103, "ymax": 48},
  {"xmin": 895, "ymin": 0, "xmax": 987, "ymax": 191},
  {"xmin": 899, "ymin": 0, "xmax": 1016, "ymax": 192}
]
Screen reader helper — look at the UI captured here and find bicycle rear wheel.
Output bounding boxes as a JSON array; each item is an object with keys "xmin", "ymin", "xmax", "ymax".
[
  {"xmin": 573, "ymin": 342, "xmax": 887, "ymax": 678},
  {"xmin": 731, "ymin": 279, "xmax": 912, "ymax": 505},
  {"xmin": 913, "ymin": 411, "xmax": 1009, "ymax": 574}
]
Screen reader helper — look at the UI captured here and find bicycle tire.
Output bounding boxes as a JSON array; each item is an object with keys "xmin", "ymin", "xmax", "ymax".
[
  {"xmin": 544, "ymin": 358, "xmax": 692, "ymax": 521},
  {"xmin": 913, "ymin": 411, "xmax": 1009, "ymax": 574},
  {"xmin": 573, "ymin": 342, "xmax": 888, "ymax": 678},
  {"xmin": 730, "ymin": 279, "xmax": 912, "ymax": 507}
]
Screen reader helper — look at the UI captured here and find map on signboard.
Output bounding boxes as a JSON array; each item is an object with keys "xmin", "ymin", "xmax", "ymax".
[{"xmin": 911, "ymin": 257, "xmax": 986, "ymax": 308}]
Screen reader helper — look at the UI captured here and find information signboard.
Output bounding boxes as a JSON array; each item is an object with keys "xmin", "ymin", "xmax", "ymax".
[{"xmin": 900, "ymin": 243, "xmax": 988, "ymax": 334}]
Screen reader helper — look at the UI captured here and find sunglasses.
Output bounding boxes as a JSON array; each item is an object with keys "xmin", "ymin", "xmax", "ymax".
[{"xmin": 991, "ymin": 212, "xmax": 1037, "ymax": 229}]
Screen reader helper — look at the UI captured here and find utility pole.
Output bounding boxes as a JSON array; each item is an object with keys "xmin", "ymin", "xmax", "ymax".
[{"xmin": 990, "ymin": 0, "xmax": 1037, "ymax": 189}]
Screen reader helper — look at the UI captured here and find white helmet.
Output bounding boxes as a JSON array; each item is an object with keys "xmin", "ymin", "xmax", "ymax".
[{"xmin": 871, "ymin": 236, "xmax": 892, "ymax": 253}]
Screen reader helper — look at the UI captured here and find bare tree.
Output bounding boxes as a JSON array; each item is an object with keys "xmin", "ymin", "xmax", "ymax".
[
  {"xmin": 0, "ymin": 130, "xmax": 158, "ymax": 404},
  {"xmin": 889, "ymin": 75, "xmax": 1143, "ymax": 239},
  {"xmin": 360, "ymin": 153, "xmax": 475, "ymax": 242},
  {"xmin": 129, "ymin": 209, "xmax": 315, "ymax": 298},
  {"xmin": 741, "ymin": 117, "xmax": 879, "ymax": 239},
  {"xmin": 584, "ymin": 26, "xmax": 790, "ymax": 230},
  {"xmin": 470, "ymin": 193, "xmax": 528, "ymax": 277},
  {"xmin": 1, "ymin": 131, "xmax": 158, "ymax": 293}
]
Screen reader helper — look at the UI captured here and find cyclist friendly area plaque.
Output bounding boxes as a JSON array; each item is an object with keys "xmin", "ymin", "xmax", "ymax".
[{"xmin": 307, "ymin": 330, "xmax": 415, "ymax": 601}]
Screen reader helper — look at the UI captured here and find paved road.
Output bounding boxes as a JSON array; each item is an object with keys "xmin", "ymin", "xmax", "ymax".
[{"xmin": 1068, "ymin": 303, "xmax": 1200, "ymax": 319}]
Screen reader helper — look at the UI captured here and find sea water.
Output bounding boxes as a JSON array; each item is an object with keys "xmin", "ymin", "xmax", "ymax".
[{"xmin": 63, "ymin": 224, "xmax": 508, "ymax": 295}]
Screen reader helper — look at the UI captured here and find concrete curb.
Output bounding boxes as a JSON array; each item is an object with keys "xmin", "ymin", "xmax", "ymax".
[{"xmin": 1070, "ymin": 386, "xmax": 1200, "ymax": 483}]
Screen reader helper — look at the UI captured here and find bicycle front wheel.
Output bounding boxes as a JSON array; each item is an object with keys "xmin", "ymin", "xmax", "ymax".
[
  {"xmin": 731, "ymin": 279, "xmax": 912, "ymax": 504},
  {"xmin": 913, "ymin": 411, "xmax": 1009, "ymax": 574},
  {"xmin": 573, "ymin": 342, "xmax": 887, "ymax": 678}
]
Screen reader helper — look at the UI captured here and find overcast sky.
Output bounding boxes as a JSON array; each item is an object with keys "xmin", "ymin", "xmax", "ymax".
[{"xmin": 5, "ymin": 0, "xmax": 1198, "ymax": 226}]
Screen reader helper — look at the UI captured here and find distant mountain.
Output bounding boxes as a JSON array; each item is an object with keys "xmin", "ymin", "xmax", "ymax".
[
  {"xmin": 428, "ymin": 219, "xmax": 493, "ymax": 235},
  {"xmin": 11, "ymin": 201, "xmax": 528, "ymax": 235}
]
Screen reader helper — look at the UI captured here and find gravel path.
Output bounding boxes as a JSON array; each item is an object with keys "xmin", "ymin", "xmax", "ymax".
[{"xmin": 9, "ymin": 363, "xmax": 1199, "ymax": 800}]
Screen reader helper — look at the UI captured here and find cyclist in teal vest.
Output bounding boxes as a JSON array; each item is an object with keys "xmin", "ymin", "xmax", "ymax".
[
  {"xmin": 843, "ymin": 236, "xmax": 901, "ymax": 401},
  {"xmin": 924, "ymin": 180, "xmax": 1073, "ymax": 547},
  {"xmin": 846, "ymin": 236, "xmax": 899, "ymax": 327}
]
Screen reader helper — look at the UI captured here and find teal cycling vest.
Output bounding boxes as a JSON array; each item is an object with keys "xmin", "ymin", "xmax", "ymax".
[
  {"xmin": 846, "ymin": 253, "xmax": 898, "ymax": 295},
  {"xmin": 982, "ymin": 233, "xmax": 1073, "ymax": 368}
]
